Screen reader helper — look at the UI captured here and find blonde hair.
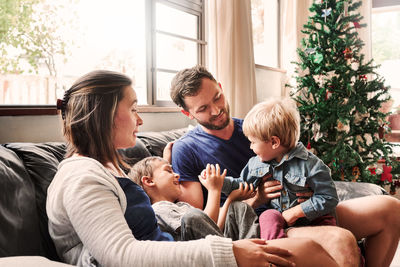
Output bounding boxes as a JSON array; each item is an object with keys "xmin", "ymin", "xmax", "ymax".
[
  {"xmin": 243, "ymin": 98, "xmax": 300, "ymax": 150},
  {"xmin": 128, "ymin": 156, "xmax": 167, "ymax": 187}
]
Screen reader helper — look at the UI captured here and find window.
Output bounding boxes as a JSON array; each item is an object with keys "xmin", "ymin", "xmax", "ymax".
[
  {"xmin": 0, "ymin": 0, "xmax": 205, "ymax": 110},
  {"xmin": 251, "ymin": 0, "xmax": 280, "ymax": 68},
  {"xmin": 372, "ymin": 2, "xmax": 400, "ymax": 112}
]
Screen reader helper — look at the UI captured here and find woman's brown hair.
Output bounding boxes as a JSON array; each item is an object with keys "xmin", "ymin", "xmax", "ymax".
[{"xmin": 61, "ymin": 70, "xmax": 132, "ymax": 170}]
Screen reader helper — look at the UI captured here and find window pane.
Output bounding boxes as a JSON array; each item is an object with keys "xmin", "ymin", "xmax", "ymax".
[
  {"xmin": 0, "ymin": 0, "xmax": 147, "ymax": 105},
  {"xmin": 156, "ymin": 71, "xmax": 175, "ymax": 101},
  {"xmin": 156, "ymin": 2, "xmax": 198, "ymax": 39},
  {"xmin": 156, "ymin": 33, "xmax": 198, "ymax": 71},
  {"xmin": 251, "ymin": 0, "xmax": 278, "ymax": 67},
  {"xmin": 372, "ymin": 7, "xmax": 400, "ymax": 111}
]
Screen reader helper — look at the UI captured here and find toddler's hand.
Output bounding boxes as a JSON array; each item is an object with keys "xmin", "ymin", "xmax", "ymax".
[
  {"xmin": 198, "ymin": 163, "xmax": 227, "ymax": 192},
  {"xmin": 228, "ymin": 182, "xmax": 256, "ymax": 201}
]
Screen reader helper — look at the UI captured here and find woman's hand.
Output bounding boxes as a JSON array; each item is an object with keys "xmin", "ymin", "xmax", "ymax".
[
  {"xmin": 228, "ymin": 182, "xmax": 255, "ymax": 201},
  {"xmin": 162, "ymin": 141, "xmax": 174, "ymax": 163},
  {"xmin": 198, "ymin": 163, "xmax": 226, "ymax": 192},
  {"xmin": 233, "ymin": 239, "xmax": 295, "ymax": 267}
]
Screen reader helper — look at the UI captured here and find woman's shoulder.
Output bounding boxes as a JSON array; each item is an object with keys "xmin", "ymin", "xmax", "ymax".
[{"xmin": 54, "ymin": 157, "xmax": 120, "ymax": 189}]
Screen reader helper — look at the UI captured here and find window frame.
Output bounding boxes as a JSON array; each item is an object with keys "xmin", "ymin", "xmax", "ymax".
[{"xmin": 0, "ymin": 0, "xmax": 205, "ymax": 116}]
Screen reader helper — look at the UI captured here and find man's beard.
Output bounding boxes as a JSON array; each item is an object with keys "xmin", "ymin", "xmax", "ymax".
[{"xmin": 197, "ymin": 105, "xmax": 231, "ymax": 130}]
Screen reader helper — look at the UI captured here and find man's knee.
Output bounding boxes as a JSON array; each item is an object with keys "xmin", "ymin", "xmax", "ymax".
[{"xmin": 382, "ymin": 196, "xmax": 400, "ymax": 234}]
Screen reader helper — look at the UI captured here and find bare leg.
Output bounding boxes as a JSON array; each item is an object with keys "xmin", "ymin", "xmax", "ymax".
[
  {"xmin": 287, "ymin": 225, "xmax": 359, "ymax": 267},
  {"xmin": 336, "ymin": 195, "xmax": 400, "ymax": 267},
  {"xmin": 267, "ymin": 237, "xmax": 339, "ymax": 267}
]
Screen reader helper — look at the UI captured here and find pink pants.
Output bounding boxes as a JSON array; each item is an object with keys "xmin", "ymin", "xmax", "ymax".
[{"xmin": 259, "ymin": 209, "xmax": 337, "ymax": 240}]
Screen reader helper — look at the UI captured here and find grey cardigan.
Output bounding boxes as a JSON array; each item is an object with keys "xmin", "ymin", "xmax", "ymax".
[{"xmin": 46, "ymin": 157, "xmax": 237, "ymax": 267}]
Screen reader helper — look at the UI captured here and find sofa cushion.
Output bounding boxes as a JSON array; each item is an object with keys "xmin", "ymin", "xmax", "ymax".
[
  {"xmin": 137, "ymin": 128, "xmax": 188, "ymax": 157},
  {"xmin": 4, "ymin": 142, "xmax": 66, "ymax": 261},
  {"xmin": 0, "ymin": 145, "xmax": 43, "ymax": 257},
  {"xmin": 118, "ymin": 138, "xmax": 151, "ymax": 166},
  {"xmin": 334, "ymin": 181, "xmax": 387, "ymax": 202}
]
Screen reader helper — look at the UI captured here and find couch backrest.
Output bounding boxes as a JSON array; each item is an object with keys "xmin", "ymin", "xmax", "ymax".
[
  {"xmin": 0, "ymin": 127, "xmax": 188, "ymax": 259},
  {"xmin": 0, "ymin": 145, "xmax": 44, "ymax": 257}
]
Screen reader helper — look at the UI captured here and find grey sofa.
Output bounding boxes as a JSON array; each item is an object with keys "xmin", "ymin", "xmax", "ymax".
[{"xmin": 0, "ymin": 127, "xmax": 387, "ymax": 262}]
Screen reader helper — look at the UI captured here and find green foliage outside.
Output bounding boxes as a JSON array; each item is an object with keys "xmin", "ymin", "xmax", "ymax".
[
  {"xmin": 0, "ymin": 0, "xmax": 70, "ymax": 75},
  {"xmin": 290, "ymin": 0, "xmax": 399, "ymax": 187}
]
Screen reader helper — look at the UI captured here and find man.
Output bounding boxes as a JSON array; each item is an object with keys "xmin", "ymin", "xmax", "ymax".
[{"xmin": 170, "ymin": 65, "xmax": 400, "ymax": 267}]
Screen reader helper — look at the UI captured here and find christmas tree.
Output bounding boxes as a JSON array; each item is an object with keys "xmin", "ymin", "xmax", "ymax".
[{"xmin": 290, "ymin": 0, "xmax": 399, "ymax": 188}]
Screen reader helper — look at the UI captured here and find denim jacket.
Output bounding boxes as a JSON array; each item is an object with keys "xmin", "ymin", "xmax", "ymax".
[{"xmin": 222, "ymin": 142, "xmax": 338, "ymax": 221}]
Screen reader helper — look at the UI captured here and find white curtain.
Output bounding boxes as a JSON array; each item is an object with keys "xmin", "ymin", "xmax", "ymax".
[{"xmin": 207, "ymin": 0, "xmax": 257, "ymax": 119}]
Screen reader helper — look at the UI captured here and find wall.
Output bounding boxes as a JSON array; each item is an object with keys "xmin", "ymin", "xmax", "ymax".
[
  {"xmin": 0, "ymin": 112, "xmax": 194, "ymax": 143},
  {"xmin": 0, "ymin": 67, "xmax": 286, "ymax": 143}
]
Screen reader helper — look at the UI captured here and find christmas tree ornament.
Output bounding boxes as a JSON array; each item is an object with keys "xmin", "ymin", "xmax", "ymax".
[
  {"xmin": 352, "ymin": 166, "xmax": 360, "ymax": 182},
  {"xmin": 312, "ymin": 123, "xmax": 323, "ymax": 141},
  {"xmin": 313, "ymin": 74, "xmax": 325, "ymax": 87},
  {"xmin": 307, "ymin": 141, "xmax": 312, "ymax": 149},
  {"xmin": 325, "ymin": 90, "xmax": 333, "ymax": 100},
  {"xmin": 353, "ymin": 21, "xmax": 361, "ymax": 28},
  {"xmin": 305, "ymin": 47, "xmax": 317, "ymax": 55},
  {"xmin": 322, "ymin": 8, "xmax": 332, "ymax": 18},
  {"xmin": 364, "ymin": 133, "xmax": 373, "ymax": 145},
  {"xmin": 390, "ymin": 183, "xmax": 396, "ymax": 195},
  {"xmin": 368, "ymin": 167, "xmax": 376, "ymax": 175},
  {"xmin": 378, "ymin": 126, "xmax": 385, "ymax": 139},
  {"xmin": 343, "ymin": 48, "xmax": 352, "ymax": 59},
  {"xmin": 380, "ymin": 165, "xmax": 393, "ymax": 183},
  {"xmin": 312, "ymin": 52, "xmax": 324, "ymax": 64},
  {"xmin": 340, "ymin": 169, "xmax": 345, "ymax": 180},
  {"xmin": 336, "ymin": 121, "xmax": 350, "ymax": 133},
  {"xmin": 359, "ymin": 75, "xmax": 367, "ymax": 80}
]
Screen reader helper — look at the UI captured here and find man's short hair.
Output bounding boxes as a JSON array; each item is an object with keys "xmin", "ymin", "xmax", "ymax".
[
  {"xmin": 128, "ymin": 156, "xmax": 166, "ymax": 187},
  {"xmin": 170, "ymin": 65, "xmax": 217, "ymax": 111},
  {"xmin": 243, "ymin": 98, "xmax": 300, "ymax": 150}
]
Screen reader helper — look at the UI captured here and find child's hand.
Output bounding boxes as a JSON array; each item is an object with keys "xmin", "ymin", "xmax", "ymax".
[
  {"xmin": 282, "ymin": 206, "xmax": 304, "ymax": 226},
  {"xmin": 228, "ymin": 182, "xmax": 256, "ymax": 201},
  {"xmin": 198, "ymin": 163, "xmax": 227, "ymax": 192},
  {"xmin": 163, "ymin": 141, "xmax": 175, "ymax": 163}
]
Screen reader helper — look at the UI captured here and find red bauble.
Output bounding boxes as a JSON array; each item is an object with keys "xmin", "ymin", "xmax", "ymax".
[
  {"xmin": 307, "ymin": 142, "xmax": 311, "ymax": 149},
  {"xmin": 353, "ymin": 21, "xmax": 361, "ymax": 28}
]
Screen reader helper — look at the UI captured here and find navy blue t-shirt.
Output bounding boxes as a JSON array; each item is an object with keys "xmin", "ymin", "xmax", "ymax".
[
  {"xmin": 116, "ymin": 177, "xmax": 173, "ymax": 241},
  {"xmin": 172, "ymin": 118, "xmax": 255, "ymax": 207}
]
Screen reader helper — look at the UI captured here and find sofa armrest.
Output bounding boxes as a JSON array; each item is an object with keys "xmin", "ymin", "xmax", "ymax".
[{"xmin": 334, "ymin": 181, "xmax": 388, "ymax": 202}]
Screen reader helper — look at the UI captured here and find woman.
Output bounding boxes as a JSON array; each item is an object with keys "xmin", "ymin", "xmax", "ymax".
[{"xmin": 46, "ymin": 70, "xmax": 338, "ymax": 267}]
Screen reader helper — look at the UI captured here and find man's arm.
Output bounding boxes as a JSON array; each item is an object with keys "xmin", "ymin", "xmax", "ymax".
[{"xmin": 179, "ymin": 181, "xmax": 204, "ymax": 209}]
